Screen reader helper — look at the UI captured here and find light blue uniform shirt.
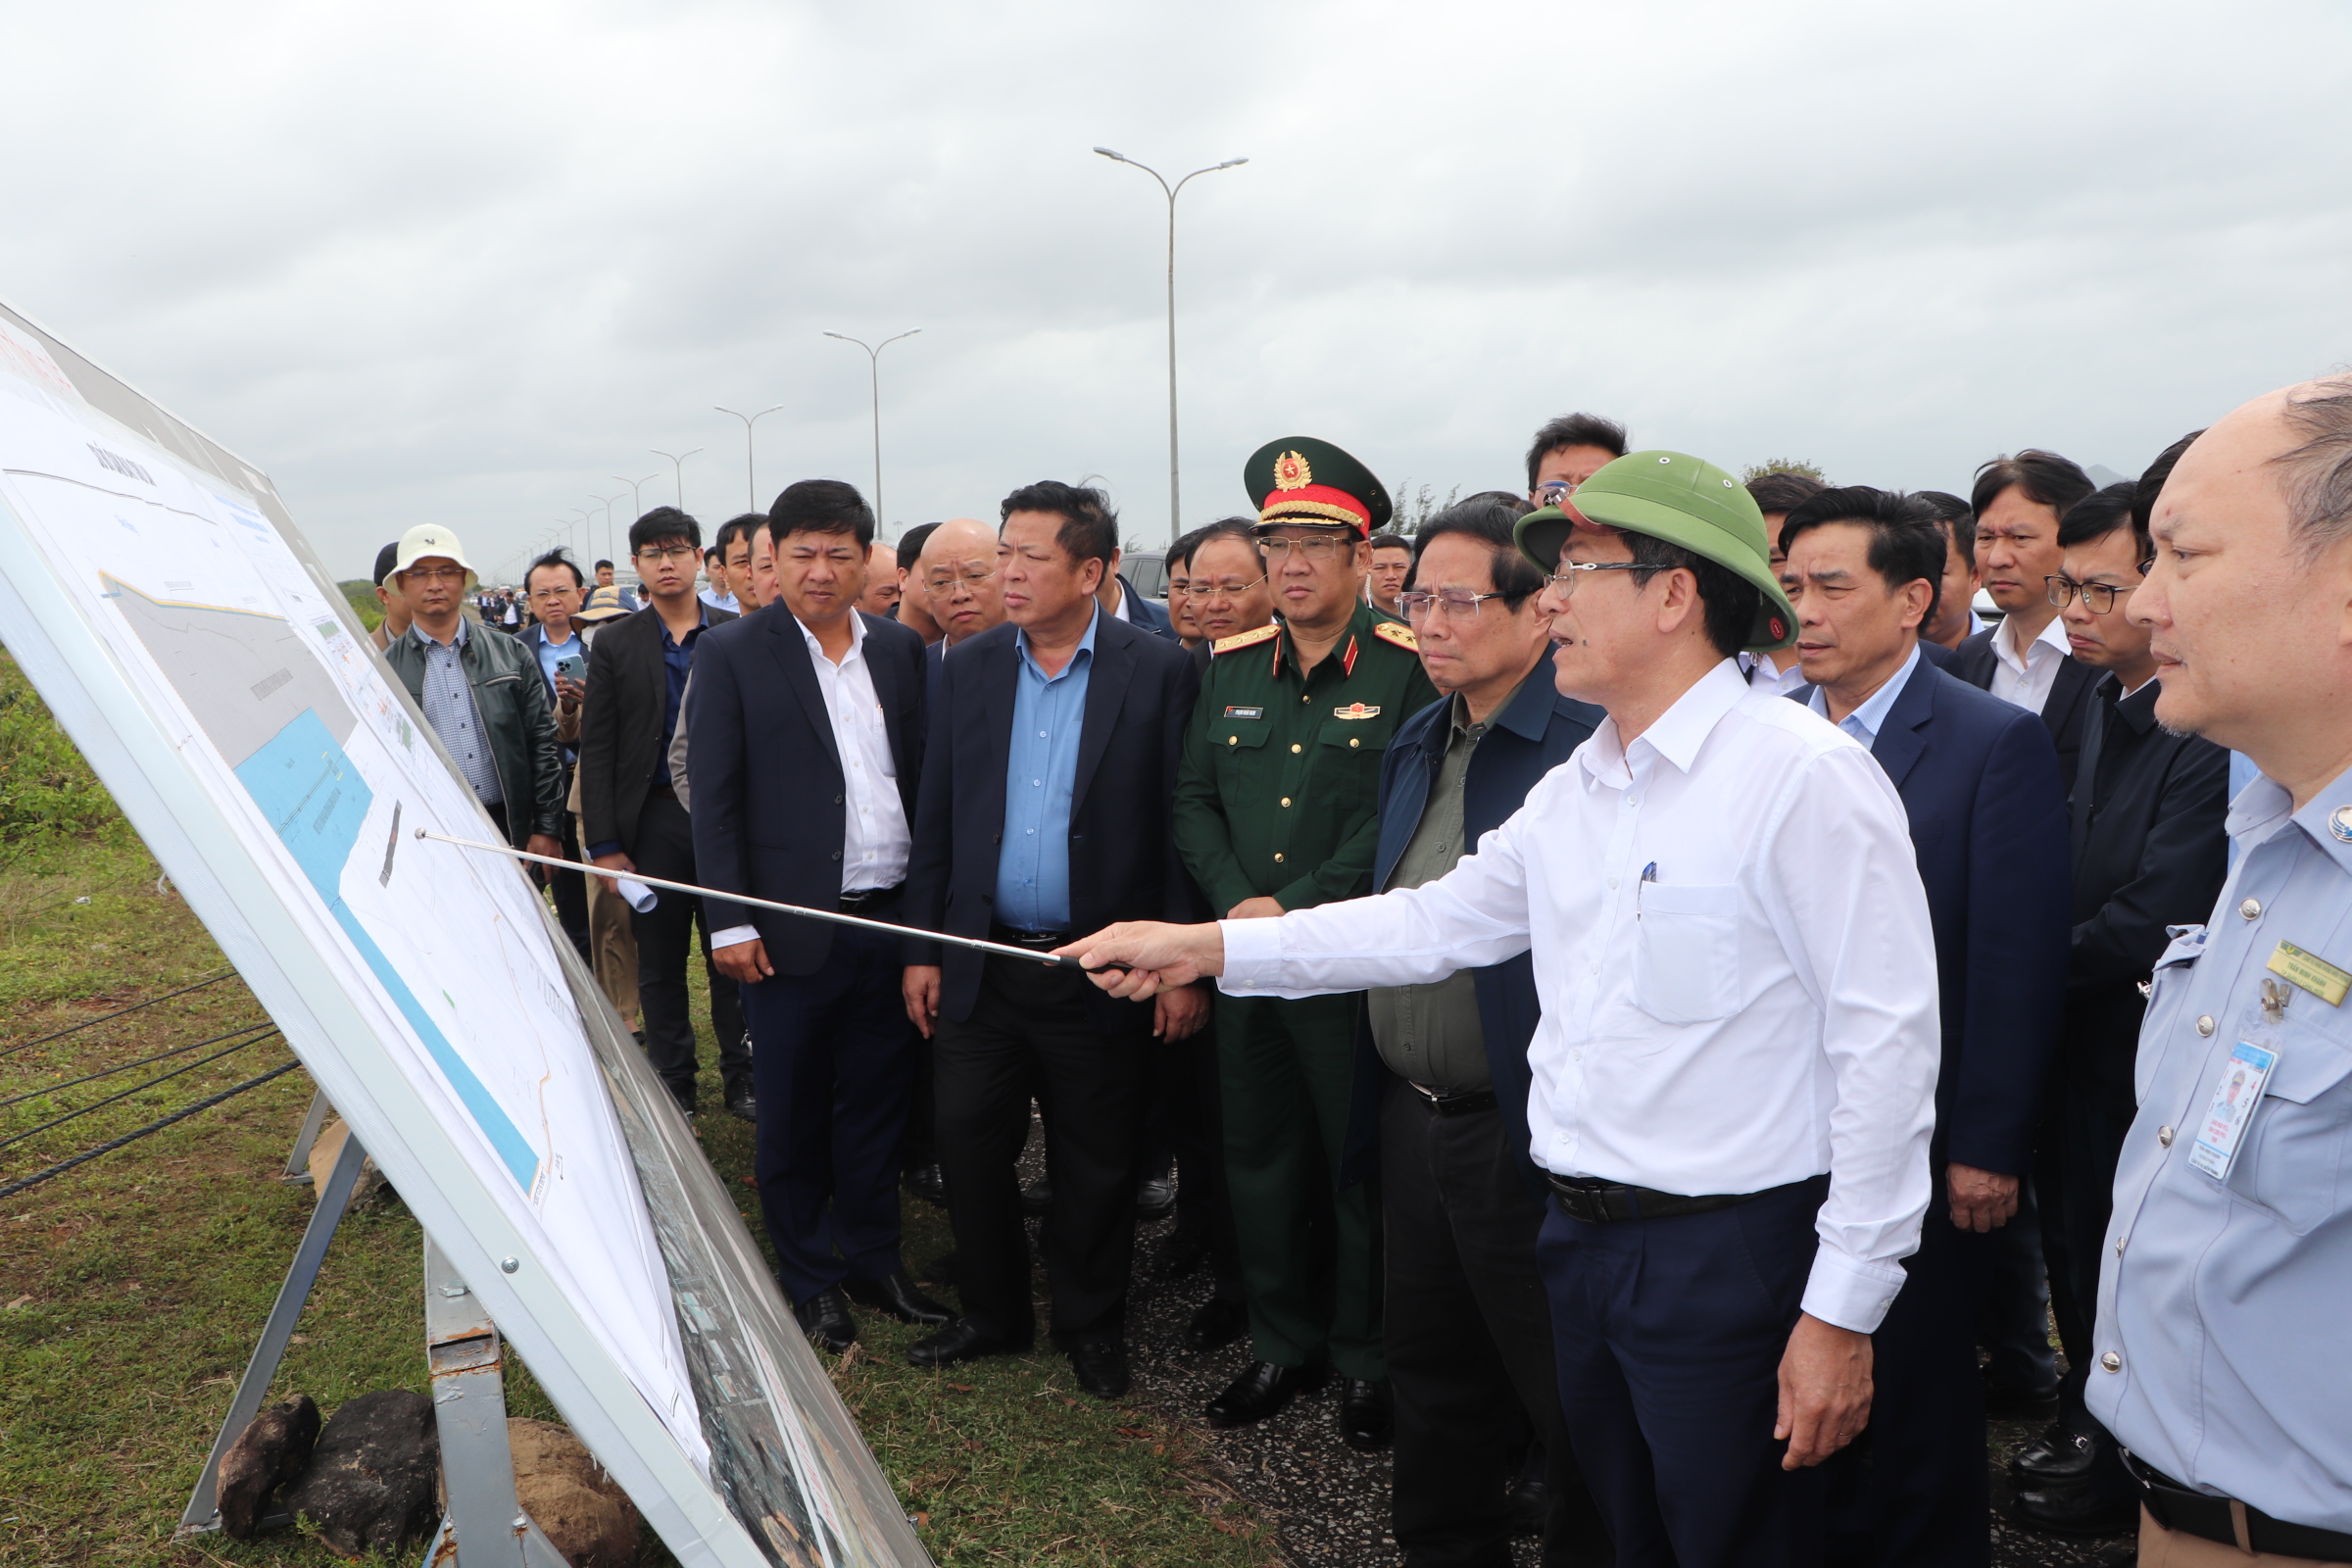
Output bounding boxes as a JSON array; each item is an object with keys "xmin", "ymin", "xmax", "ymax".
[
  {"xmin": 995, "ymin": 610, "xmax": 1097, "ymax": 932},
  {"xmin": 1805, "ymin": 644, "xmax": 1920, "ymax": 751},
  {"xmin": 2091, "ymin": 764, "xmax": 2352, "ymax": 1531}
]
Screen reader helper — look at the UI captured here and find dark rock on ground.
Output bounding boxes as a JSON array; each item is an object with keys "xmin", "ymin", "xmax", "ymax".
[
  {"xmin": 280, "ymin": 1389, "xmax": 441, "ymax": 1555},
  {"xmin": 217, "ymin": 1394, "xmax": 319, "ymax": 1538}
]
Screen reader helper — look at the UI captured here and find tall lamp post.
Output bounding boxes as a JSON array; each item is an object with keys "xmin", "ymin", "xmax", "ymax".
[
  {"xmin": 1093, "ymin": 147, "xmax": 1248, "ymax": 545},
  {"xmin": 715, "ymin": 405, "xmax": 787, "ymax": 514},
  {"xmin": 587, "ymin": 496, "xmax": 621, "ymax": 560},
  {"xmin": 652, "ymin": 448, "xmax": 704, "ymax": 515},
  {"xmin": 821, "ymin": 329, "xmax": 919, "ymax": 528},
  {"xmin": 612, "ymin": 472, "xmax": 658, "ymax": 562}
]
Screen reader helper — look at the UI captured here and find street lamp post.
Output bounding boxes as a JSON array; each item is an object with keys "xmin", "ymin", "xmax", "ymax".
[
  {"xmin": 652, "ymin": 449, "xmax": 705, "ymax": 516},
  {"xmin": 587, "ymin": 496, "xmax": 621, "ymax": 560},
  {"xmin": 821, "ymin": 329, "xmax": 920, "ymax": 528},
  {"xmin": 715, "ymin": 405, "xmax": 787, "ymax": 514},
  {"xmin": 612, "ymin": 472, "xmax": 658, "ymax": 562},
  {"xmin": 1093, "ymin": 147, "xmax": 1248, "ymax": 545}
]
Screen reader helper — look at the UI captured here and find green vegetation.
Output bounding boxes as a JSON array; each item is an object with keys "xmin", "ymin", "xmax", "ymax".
[
  {"xmin": 0, "ymin": 650, "xmax": 1272, "ymax": 1566},
  {"xmin": 1741, "ymin": 457, "xmax": 1827, "ymax": 482},
  {"xmin": 336, "ymin": 581, "xmax": 382, "ymax": 632}
]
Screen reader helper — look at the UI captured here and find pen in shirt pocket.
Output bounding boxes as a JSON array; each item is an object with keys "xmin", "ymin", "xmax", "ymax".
[{"xmin": 1637, "ymin": 860, "xmax": 1657, "ymax": 918}]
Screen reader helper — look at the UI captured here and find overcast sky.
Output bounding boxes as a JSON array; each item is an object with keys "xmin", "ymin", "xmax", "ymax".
[{"xmin": 5, "ymin": 0, "xmax": 2348, "ymax": 581}]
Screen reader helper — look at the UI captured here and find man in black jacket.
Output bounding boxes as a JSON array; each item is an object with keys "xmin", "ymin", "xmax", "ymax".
[
  {"xmin": 578, "ymin": 507, "xmax": 747, "ymax": 1117},
  {"xmin": 901, "ymin": 481, "xmax": 1205, "ymax": 1399},
  {"xmin": 2008, "ymin": 450, "xmax": 2230, "ymax": 1540}
]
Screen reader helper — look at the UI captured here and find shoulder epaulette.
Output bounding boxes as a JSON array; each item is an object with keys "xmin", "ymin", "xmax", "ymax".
[
  {"xmin": 1372, "ymin": 620, "xmax": 1419, "ymax": 652},
  {"xmin": 1211, "ymin": 623, "xmax": 1283, "ymax": 656}
]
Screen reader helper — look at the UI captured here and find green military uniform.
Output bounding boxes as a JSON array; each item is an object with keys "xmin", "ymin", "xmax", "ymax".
[{"xmin": 1172, "ymin": 438, "xmax": 1438, "ymax": 1384}]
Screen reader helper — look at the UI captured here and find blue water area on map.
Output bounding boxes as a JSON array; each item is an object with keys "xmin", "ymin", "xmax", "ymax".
[{"xmin": 233, "ymin": 708, "xmax": 540, "ymax": 1192}]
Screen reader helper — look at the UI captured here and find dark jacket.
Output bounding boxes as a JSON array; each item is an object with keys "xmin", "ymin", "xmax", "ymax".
[
  {"xmin": 1348, "ymin": 651, "xmax": 1602, "ymax": 1192},
  {"xmin": 382, "ymin": 620, "xmax": 565, "ymax": 847},
  {"xmin": 686, "ymin": 609, "xmax": 924, "ymax": 974},
  {"xmin": 1841, "ymin": 659, "xmax": 2073, "ymax": 1176},
  {"xmin": 576, "ymin": 603, "xmax": 735, "ymax": 856},
  {"xmin": 2063, "ymin": 673, "xmax": 2230, "ymax": 1117},
  {"xmin": 906, "ymin": 612, "xmax": 1202, "ymax": 1028},
  {"xmin": 1953, "ymin": 624, "xmax": 2101, "ymax": 795},
  {"xmin": 1117, "ymin": 574, "xmax": 1179, "ymax": 644}
]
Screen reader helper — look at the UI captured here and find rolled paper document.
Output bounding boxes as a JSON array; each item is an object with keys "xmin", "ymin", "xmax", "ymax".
[{"xmin": 617, "ymin": 879, "xmax": 657, "ymax": 913}]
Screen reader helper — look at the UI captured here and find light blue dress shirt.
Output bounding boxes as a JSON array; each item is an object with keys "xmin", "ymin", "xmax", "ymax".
[
  {"xmin": 2090, "ymin": 764, "xmax": 2352, "ymax": 1531},
  {"xmin": 995, "ymin": 610, "xmax": 1097, "ymax": 932},
  {"xmin": 1805, "ymin": 644, "xmax": 1920, "ymax": 750}
]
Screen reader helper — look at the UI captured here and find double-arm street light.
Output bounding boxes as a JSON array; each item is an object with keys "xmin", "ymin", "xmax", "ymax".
[
  {"xmin": 612, "ymin": 472, "xmax": 657, "ymax": 561},
  {"xmin": 716, "ymin": 405, "xmax": 787, "ymax": 514},
  {"xmin": 1094, "ymin": 147, "xmax": 1248, "ymax": 545},
  {"xmin": 651, "ymin": 449, "xmax": 704, "ymax": 517},
  {"xmin": 822, "ymin": 329, "xmax": 920, "ymax": 528}
]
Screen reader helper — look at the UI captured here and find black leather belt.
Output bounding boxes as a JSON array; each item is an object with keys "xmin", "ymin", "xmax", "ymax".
[
  {"xmin": 2129, "ymin": 1453, "xmax": 2352, "ymax": 1561},
  {"xmin": 1546, "ymin": 1172, "xmax": 1791, "ymax": 1225},
  {"xmin": 988, "ymin": 923, "xmax": 1068, "ymax": 951},
  {"xmin": 1410, "ymin": 1084, "xmax": 1497, "ymax": 1117},
  {"xmin": 838, "ymin": 884, "xmax": 902, "ymax": 913}
]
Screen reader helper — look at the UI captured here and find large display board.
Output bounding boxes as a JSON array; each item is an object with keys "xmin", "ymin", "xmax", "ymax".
[{"xmin": 0, "ymin": 299, "xmax": 926, "ymax": 1568}]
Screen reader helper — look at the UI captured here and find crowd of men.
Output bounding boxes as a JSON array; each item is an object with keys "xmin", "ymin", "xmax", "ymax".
[{"xmin": 357, "ymin": 375, "xmax": 2352, "ymax": 1568}]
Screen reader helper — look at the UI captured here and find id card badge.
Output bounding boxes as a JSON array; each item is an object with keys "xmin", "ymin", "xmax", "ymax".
[{"xmin": 2186, "ymin": 1039, "xmax": 2280, "ymax": 1183}]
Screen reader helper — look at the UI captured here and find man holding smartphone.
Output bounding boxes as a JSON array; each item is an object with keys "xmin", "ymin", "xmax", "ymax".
[{"xmin": 521, "ymin": 549, "xmax": 593, "ymax": 960}]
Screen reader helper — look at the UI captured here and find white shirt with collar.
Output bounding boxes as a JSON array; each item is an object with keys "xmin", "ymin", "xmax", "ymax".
[
  {"xmin": 710, "ymin": 611, "xmax": 910, "ymax": 950},
  {"xmin": 1219, "ymin": 659, "xmax": 1940, "ymax": 1333},
  {"xmin": 1740, "ymin": 649, "xmax": 1811, "ymax": 698},
  {"xmin": 1987, "ymin": 612, "xmax": 2072, "ymax": 714},
  {"xmin": 1806, "ymin": 644, "xmax": 1922, "ymax": 751}
]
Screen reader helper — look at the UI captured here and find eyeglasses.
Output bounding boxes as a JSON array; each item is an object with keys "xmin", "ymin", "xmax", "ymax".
[
  {"xmin": 922, "ymin": 561, "xmax": 1001, "ymax": 594},
  {"xmin": 1398, "ymin": 587, "xmax": 1507, "ymax": 621},
  {"xmin": 1260, "ymin": 535, "xmax": 1351, "ymax": 564},
  {"xmin": 2045, "ymin": 574, "xmax": 2138, "ymax": 613},
  {"xmin": 634, "ymin": 544, "xmax": 700, "ymax": 564},
  {"xmin": 1534, "ymin": 479, "xmax": 1585, "ymax": 508},
  {"xmin": 401, "ymin": 564, "xmax": 467, "ymax": 586},
  {"xmin": 1545, "ymin": 561, "xmax": 1644, "ymax": 594},
  {"xmin": 1193, "ymin": 574, "xmax": 1268, "ymax": 601}
]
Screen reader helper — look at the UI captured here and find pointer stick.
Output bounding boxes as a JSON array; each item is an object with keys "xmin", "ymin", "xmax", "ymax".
[{"xmin": 413, "ymin": 829, "xmax": 1126, "ymax": 972}]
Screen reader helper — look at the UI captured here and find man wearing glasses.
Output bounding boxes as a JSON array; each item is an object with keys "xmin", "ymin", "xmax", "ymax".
[
  {"xmin": 1170, "ymin": 437, "xmax": 1438, "ymax": 1450},
  {"xmin": 578, "ymin": 507, "xmax": 749, "ymax": 1119},
  {"xmin": 1524, "ymin": 412, "xmax": 1629, "ymax": 518},
  {"xmin": 915, "ymin": 516, "xmax": 1008, "ymax": 694},
  {"xmin": 1074, "ymin": 454, "xmax": 1943, "ymax": 1567}
]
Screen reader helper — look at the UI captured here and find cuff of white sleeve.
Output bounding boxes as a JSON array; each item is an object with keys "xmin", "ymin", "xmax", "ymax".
[
  {"xmin": 710, "ymin": 924, "xmax": 760, "ymax": 952},
  {"xmin": 1799, "ymin": 1247, "xmax": 1907, "ymax": 1335},
  {"xmin": 1215, "ymin": 917, "xmax": 1286, "ymax": 994}
]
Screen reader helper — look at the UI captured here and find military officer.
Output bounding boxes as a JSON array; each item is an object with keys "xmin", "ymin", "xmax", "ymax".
[{"xmin": 1172, "ymin": 437, "xmax": 1439, "ymax": 1451}]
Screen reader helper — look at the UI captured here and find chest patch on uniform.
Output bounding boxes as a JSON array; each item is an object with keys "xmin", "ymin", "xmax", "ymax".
[
  {"xmin": 1333, "ymin": 703, "xmax": 1382, "ymax": 719},
  {"xmin": 2268, "ymin": 941, "xmax": 2351, "ymax": 1006},
  {"xmin": 1224, "ymin": 706, "xmax": 1264, "ymax": 719}
]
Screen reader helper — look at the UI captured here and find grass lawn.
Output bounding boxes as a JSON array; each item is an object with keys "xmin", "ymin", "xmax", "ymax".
[{"xmin": 0, "ymin": 650, "xmax": 1277, "ymax": 1567}]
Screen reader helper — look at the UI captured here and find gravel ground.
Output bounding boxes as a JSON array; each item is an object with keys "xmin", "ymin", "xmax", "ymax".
[{"xmin": 987, "ymin": 1124, "xmax": 2136, "ymax": 1567}]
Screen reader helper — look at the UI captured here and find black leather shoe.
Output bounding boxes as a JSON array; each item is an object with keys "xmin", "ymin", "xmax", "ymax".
[
  {"xmin": 1338, "ymin": 1378, "xmax": 1394, "ymax": 1452},
  {"xmin": 1021, "ymin": 1178, "xmax": 1054, "ymax": 1216},
  {"xmin": 1151, "ymin": 1230, "xmax": 1208, "ymax": 1281},
  {"xmin": 792, "ymin": 1287, "xmax": 857, "ymax": 1354},
  {"xmin": 918, "ymin": 1251, "xmax": 957, "ymax": 1288},
  {"xmin": 1070, "ymin": 1339, "xmax": 1131, "ymax": 1399},
  {"xmin": 1983, "ymin": 1377, "xmax": 2061, "ymax": 1421},
  {"xmin": 724, "ymin": 1082, "xmax": 757, "ymax": 1123},
  {"xmin": 907, "ymin": 1317, "xmax": 1030, "ymax": 1368},
  {"xmin": 2009, "ymin": 1483, "xmax": 2138, "ymax": 1539},
  {"xmin": 1135, "ymin": 1175, "xmax": 1177, "ymax": 1220},
  {"xmin": 843, "ymin": 1270, "xmax": 953, "ymax": 1327},
  {"xmin": 907, "ymin": 1163, "xmax": 948, "ymax": 1207},
  {"xmin": 2010, "ymin": 1422, "xmax": 2099, "ymax": 1484},
  {"xmin": 1204, "ymin": 1361, "xmax": 1324, "ymax": 1428},
  {"xmin": 1184, "ymin": 1296, "xmax": 1250, "ymax": 1352},
  {"xmin": 1505, "ymin": 1477, "xmax": 1548, "ymax": 1539}
]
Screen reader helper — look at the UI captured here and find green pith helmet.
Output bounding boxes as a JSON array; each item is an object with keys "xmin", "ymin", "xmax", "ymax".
[
  {"xmin": 1515, "ymin": 450, "xmax": 1797, "ymax": 652},
  {"xmin": 1244, "ymin": 437, "xmax": 1393, "ymax": 538}
]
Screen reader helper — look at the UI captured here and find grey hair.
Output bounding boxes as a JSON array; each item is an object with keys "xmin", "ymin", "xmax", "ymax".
[{"xmin": 2273, "ymin": 375, "xmax": 2352, "ymax": 559}]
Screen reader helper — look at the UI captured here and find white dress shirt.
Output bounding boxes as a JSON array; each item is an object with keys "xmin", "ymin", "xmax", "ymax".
[
  {"xmin": 710, "ymin": 612, "xmax": 909, "ymax": 950},
  {"xmin": 1986, "ymin": 612, "xmax": 2072, "ymax": 714},
  {"xmin": 1805, "ymin": 644, "xmax": 1921, "ymax": 750},
  {"xmin": 1219, "ymin": 660, "xmax": 1940, "ymax": 1333},
  {"xmin": 1740, "ymin": 649, "xmax": 1811, "ymax": 698}
]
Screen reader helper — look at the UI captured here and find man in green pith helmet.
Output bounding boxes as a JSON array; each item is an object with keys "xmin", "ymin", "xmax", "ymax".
[{"xmin": 1171, "ymin": 436, "xmax": 1439, "ymax": 1451}]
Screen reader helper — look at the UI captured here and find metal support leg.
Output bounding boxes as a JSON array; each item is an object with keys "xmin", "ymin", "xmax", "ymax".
[
  {"xmin": 418, "ymin": 1236, "xmax": 567, "ymax": 1567},
  {"xmin": 178, "ymin": 1126, "xmax": 368, "ymax": 1537},
  {"xmin": 279, "ymin": 1087, "xmax": 331, "ymax": 1183}
]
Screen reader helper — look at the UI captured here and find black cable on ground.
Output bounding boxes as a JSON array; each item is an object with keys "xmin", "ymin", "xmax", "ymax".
[
  {"xmin": 0, "ymin": 1059, "xmax": 302, "ymax": 1201},
  {"xmin": 0, "ymin": 1019, "xmax": 276, "ymax": 1109},
  {"xmin": 0, "ymin": 1030, "xmax": 280, "ymax": 1153},
  {"xmin": 0, "ymin": 970, "xmax": 236, "ymax": 1059}
]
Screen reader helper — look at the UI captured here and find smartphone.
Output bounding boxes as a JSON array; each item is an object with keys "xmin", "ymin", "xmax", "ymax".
[{"xmin": 556, "ymin": 654, "xmax": 586, "ymax": 683}]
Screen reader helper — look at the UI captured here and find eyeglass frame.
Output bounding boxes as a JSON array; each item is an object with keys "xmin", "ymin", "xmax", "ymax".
[
  {"xmin": 1398, "ymin": 586, "xmax": 1509, "ymax": 621},
  {"xmin": 2044, "ymin": 572, "xmax": 2142, "ymax": 615},
  {"xmin": 633, "ymin": 542, "xmax": 701, "ymax": 564},
  {"xmin": 1545, "ymin": 561, "xmax": 1645, "ymax": 594},
  {"xmin": 921, "ymin": 561, "xmax": 1002, "ymax": 595},
  {"xmin": 1190, "ymin": 572, "xmax": 1270, "ymax": 601},
  {"xmin": 1258, "ymin": 533, "xmax": 1356, "ymax": 564}
]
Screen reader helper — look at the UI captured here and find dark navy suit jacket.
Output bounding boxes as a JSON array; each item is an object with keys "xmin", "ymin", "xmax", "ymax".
[
  {"xmin": 686, "ymin": 609, "xmax": 926, "ymax": 976},
  {"xmin": 1344, "ymin": 650, "xmax": 1602, "ymax": 1191},
  {"xmin": 905, "ymin": 613, "xmax": 1202, "ymax": 1027},
  {"xmin": 1799, "ymin": 656, "xmax": 2072, "ymax": 1175},
  {"xmin": 1117, "ymin": 574, "xmax": 1178, "ymax": 643},
  {"xmin": 1953, "ymin": 625, "xmax": 2099, "ymax": 795}
]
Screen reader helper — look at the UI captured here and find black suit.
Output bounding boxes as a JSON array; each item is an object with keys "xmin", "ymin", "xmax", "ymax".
[
  {"xmin": 576, "ymin": 604, "xmax": 745, "ymax": 1108},
  {"xmin": 2039, "ymin": 673, "xmax": 2229, "ymax": 1494},
  {"xmin": 1952, "ymin": 623, "xmax": 2100, "ymax": 795},
  {"xmin": 689, "ymin": 607, "xmax": 926, "ymax": 1303},
  {"xmin": 905, "ymin": 612, "xmax": 1201, "ymax": 1346}
]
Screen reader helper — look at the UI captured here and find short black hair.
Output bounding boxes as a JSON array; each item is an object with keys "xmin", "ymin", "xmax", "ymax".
[
  {"xmin": 1000, "ymin": 480, "xmax": 1118, "ymax": 569},
  {"xmin": 1779, "ymin": 486, "xmax": 1945, "ymax": 627},
  {"xmin": 1745, "ymin": 471, "xmax": 1827, "ymax": 519},
  {"xmin": 897, "ymin": 521, "xmax": 942, "ymax": 575},
  {"xmin": 2058, "ymin": 481, "xmax": 2146, "ymax": 561},
  {"xmin": 1620, "ymin": 533, "xmax": 1762, "ymax": 660},
  {"xmin": 372, "ymin": 542, "xmax": 400, "ymax": 587},
  {"xmin": 1180, "ymin": 518, "xmax": 1261, "ymax": 572},
  {"xmin": 2133, "ymin": 430, "xmax": 2203, "ymax": 542},
  {"xmin": 1406, "ymin": 499, "xmax": 1546, "ymax": 609},
  {"xmin": 1525, "ymin": 414, "xmax": 1630, "ymax": 491},
  {"xmin": 628, "ymin": 506, "xmax": 701, "ymax": 556},
  {"xmin": 593, "ymin": 558, "xmax": 614, "ymax": 572},
  {"xmin": 1166, "ymin": 523, "xmax": 1218, "ymax": 571},
  {"xmin": 769, "ymin": 480, "xmax": 875, "ymax": 547},
  {"xmin": 713, "ymin": 514, "xmax": 761, "ymax": 564},
  {"xmin": 525, "ymin": 549, "xmax": 585, "ymax": 591},
  {"xmin": 1367, "ymin": 532, "xmax": 1411, "ymax": 554},
  {"xmin": 1971, "ymin": 449, "xmax": 2094, "ymax": 522},
  {"xmin": 1461, "ymin": 489, "xmax": 1535, "ymax": 517},
  {"xmin": 1906, "ymin": 491, "xmax": 1977, "ymax": 571}
]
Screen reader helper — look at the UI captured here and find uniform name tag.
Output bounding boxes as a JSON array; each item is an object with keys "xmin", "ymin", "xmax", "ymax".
[
  {"xmin": 2266, "ymin": 941, "xmax": 2350, "ymax": 1006},
  {"xmin": 2186, "ymin": 1040, "xmax": 2279, "ymax": 1183},
  {"xmin": 1223, "ymin": 706, "xmax": 1264, "ymax": 719}
]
